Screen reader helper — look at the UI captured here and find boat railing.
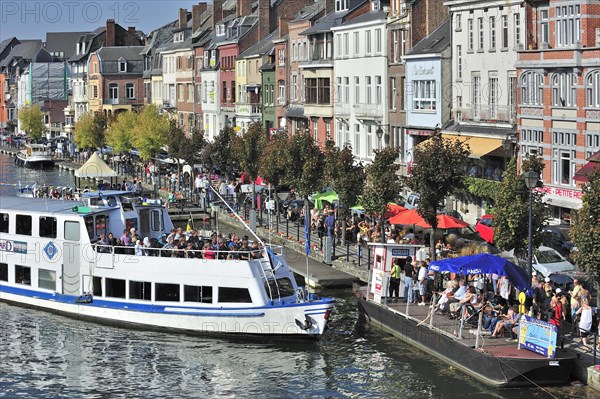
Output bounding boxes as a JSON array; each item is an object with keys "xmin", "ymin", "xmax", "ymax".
[{"xmin": 93, "ymin": 243, "xmax": 265, "ymax": 262}]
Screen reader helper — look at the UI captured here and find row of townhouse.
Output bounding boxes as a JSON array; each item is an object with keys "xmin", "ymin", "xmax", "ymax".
[{"xmin": 1, "ymin": 0, "xmax": 598, "ymax": 223}]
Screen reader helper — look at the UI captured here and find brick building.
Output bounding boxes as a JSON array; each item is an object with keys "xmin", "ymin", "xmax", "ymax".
[{"xmin": 516, "ymin": 0, "xmax": 600, "ymax": 222}]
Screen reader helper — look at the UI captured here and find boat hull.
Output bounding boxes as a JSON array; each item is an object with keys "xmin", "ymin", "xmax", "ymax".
[
  {"xmin": 0, "ymin": 287, "xmax": 334, "ymax": 336},
  {"xmin": 15, "ymin": 153, "xmax": 54, "ymax": 168},
  {"xmin": 357, "ymin": 298, "xmax": 576, "ymax": 387}
]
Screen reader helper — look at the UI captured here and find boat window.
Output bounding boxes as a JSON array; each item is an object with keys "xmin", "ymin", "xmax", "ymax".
[
  {"xmin": 105, "ymin": 278, "xmax": 126, "ymax": 298},
  {"xmin": 0, "ymin": 213, "xmax": 8, "ymax": 233},
  {"xmin": 130, "ymin": 281, "xmax": 152, "ymax": 301},
  {"xmin": 122, "ymin": 201, "xmax": 134, "ymax": 211},
  {"xmin": 15, "ymin": 214, "xmax": 32, "ymax": 236},
  {"xmin": 39, "ymin": 216, "xmax": 57, "ymax": 238},
  {"xmin": 0, "ymin": 263, "xmax": 7, "ymax": 281},
  {"xmin": 84, "ymin": 216, "xmax": 94, "ymax": 239},
  {"xmin": 92, "ymin": 276, "xmax": 102, "ymax": 296},
  {"xmin": 218, "ymin": 287, "xmax": 252, "ymax": 303},
  {"xmin": 95, "ymin": 215, "xmax": 107, "ymax": 237},
  {"xmin": 151, "ymin": 210, "xmax": 162, "ymax": 231},
  {"xmin": 264, "ymin": 278, "xmax": 295, "ymax": 298},
  {"xmin": 155, "ymin": 283, "xmax": 180, "ymax": 302},
  {"xmin": 64, "ymin": 221, "xmax": 80, "ymax": 241},
  {"xmin": 184, "ymin": 285, "xmax": 213, "ymax": 303},
  {"xmin": 15, "ymin": 265, "xmax": 31, "ymax": 285},
  {"xmin": 38, "ymin": 269, "xmax": 56, "ymax": 290}
]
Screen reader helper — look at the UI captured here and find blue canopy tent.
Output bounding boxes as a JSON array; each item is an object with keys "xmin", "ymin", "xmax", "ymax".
[{"xmin": 429, "ymin": 253, "xmax": 530, "ymax": 292}]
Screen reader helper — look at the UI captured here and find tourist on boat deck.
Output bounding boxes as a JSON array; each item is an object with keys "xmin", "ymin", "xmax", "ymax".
[
  {"xmin": 389, "ymin": 260, "xmax": 401, "ymax": 302},
  {"xmin": 130, "ymin": 228, "xmax": 139, "ymax": 244},
  {"xmin": 238, "ymin": 239, "xmax": 251, "ymax": 260},
  {"xmin": 134, "ymin": 240, "xmax": 144, "ymax": 256},
  {"xmin": 96, "ymin": 234, "xmax": 110, "ymax": 253},
  {"xmin": 202, "ymin": 242, "xmax": 216, "ymax": 259},
  {"xmin": 142, "ymin": 237, "xmax": 151, "ymax": 256},
  {"xmin": 120, "ymin": 229, "xmax": 131, "ymax": 247},
  {"xmin": 250, "ymin": 241, "xmax": 261, "ymax": 259},
  {"xmin": 161, "ymin": 236, "xmax": 175, "ymax": 257}
]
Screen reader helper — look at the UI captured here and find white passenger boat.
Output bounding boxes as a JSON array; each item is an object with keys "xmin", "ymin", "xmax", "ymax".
[
  {"xmin": 0, "ymin": 191, "xmax": 334, "ymax": 336},
  {"xmin": 15, "ymin": 144, "xmax": 54, "ymax": 168}
]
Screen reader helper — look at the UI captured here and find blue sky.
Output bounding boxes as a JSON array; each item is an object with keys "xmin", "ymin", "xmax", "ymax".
[{"xmin": 1, "ymin": 0, "xmax": 202, "ymax": 41}]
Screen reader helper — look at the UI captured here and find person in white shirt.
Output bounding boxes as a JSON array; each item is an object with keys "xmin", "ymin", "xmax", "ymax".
[{"xmin": 417, "ymin": 262, "xmax": 428, "ymax": 305}]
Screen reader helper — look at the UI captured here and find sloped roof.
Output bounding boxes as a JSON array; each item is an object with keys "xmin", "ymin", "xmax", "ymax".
[
  {"xmin": 0, "ymin": 40, "xmax": 43, "ymax": 68},
  {"xmin": 97, "ymin": 46, "xmax": 144, "ymax": 74},
  {"xmin": 291, "ymin": 0, "xmax": 325, "ymax": 22},
  {"xmin": 238, "ymin": 29, "xmax": 278, "ymax": 59},
  {"xmin": 339, "ymin": 9, "xmax": 387, "ymax": 26},
  {"xmin": 301, "ymin": 0, "xmax": 368, "ymax": 35},
  {"xmin": 45, "ymin": 32, "xmax": 88, "ymax": 59},
  {"xmin": 0, "ymin": 37, "xmax": 19, "ymax": 57},
  {"xmin": 141, "ymin": 19, "xmax": 179, "ymax": 55},
  {"xmin": 408, "ymin": 19, "xmax": 451, "ymax": 55},
  {"xmin": 75, "ymin": 152, "xmax": 118, "ymax": 178}
]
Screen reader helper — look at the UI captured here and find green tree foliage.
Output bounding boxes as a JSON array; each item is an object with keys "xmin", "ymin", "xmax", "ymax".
[
  {"xmin": 18, "ymin": 104, "xmax": 45, "ymax": 140},
  {"xmin": 570, "ymin": 170, "xmax": 600, "ymax": 305},
  {"xmin": 259, "ymin": 132, "xmax": 289, "ymax": 221},
  {"xmin": 362, "ymin": 147, "xmax": 402, "ymax": 242},
  {"xmin": 166, "ymin": 122, "xmax": 206, "ymax": 187},
  {"xmin": 106, "ymin": 110, "xmax": 137, "ymax": 154},
  {"xmin": 283, "ymin": 132, "xmax": 325, "ymax": 199},
  {"xmin": 405, "ymin": 133, "xmax": 470, "ymax": 256},
  {"xmin": 132, "ymin": 104, "xmax": 169, "ymax": 161},
  {"xmin": 493, "ymin": 156, "xmax": 549, "ymax": 256},
  {"xmin": 324, "ymin": 141, "xmax": 365, "ymax": 240},
  {"xmin": 211, "ymin": 126, "xmax": 238, "ymax": 179},
  {"xmin": 233, "ymin": 122, "xmax": 266, "ymax": 208},
  {"xmin": 74, "ymin": 111, "xmax": 107, "ymax": 149}
]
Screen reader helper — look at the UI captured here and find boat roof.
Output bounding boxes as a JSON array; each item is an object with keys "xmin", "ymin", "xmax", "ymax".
[{"xmin": 0, "ymin": 197, "xmax": 104, "ymax": 216}]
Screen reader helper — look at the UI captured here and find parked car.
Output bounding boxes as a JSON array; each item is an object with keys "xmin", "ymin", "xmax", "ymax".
[
  {"xmin": 475, "ymin": 214, "xmax": 495, "ymax": 244},
  {"xmin": 530, "ymin": 246, "xmax": 576, "ymax": 277},
  {"xmin": 404, "ymin": 193, "xmax": 420, "ymax": 209},
  {"xmin": 540, "ymin": 226, "xmax": 576, "ymax": 258}
]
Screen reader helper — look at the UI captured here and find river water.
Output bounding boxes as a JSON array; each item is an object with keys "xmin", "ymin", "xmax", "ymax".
[{"xmin": 0, "ymin": 155, "xmax": 593, "ymax": 398}]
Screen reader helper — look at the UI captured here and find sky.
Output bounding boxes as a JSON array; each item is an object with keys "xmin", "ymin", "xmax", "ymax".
[{"xmin": 0, "ymin": 0, "xmax": 203, "ymax": 41}]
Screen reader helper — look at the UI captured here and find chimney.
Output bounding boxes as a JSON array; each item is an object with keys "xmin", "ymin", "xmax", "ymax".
[
  {"xmin": 325, "ymin": 0, "xmax": 335, "ymax": 15},
  {"xmin": 258, "ymin": 0, "xmax": 270, "ymax": 41},
  {"xmin": 106, "ymin": 19, "xmax": 116, "ymax": 47},
  {"xmin": 128, "ymin": 27, "xmax": 136, "ymax": 34},
  {"xmin": 192, "ymin": 3, "xmax": 208, "ymax": 33},
  {"xmin": 212, "ymin": 0, "xmax": 223, "ymax": 30},
  {"xmin": 237, "ymin": 0, "xmax": 252, "ymax": 17},
  {"xmin": 278, "ymin": 16, "xmax": 289, "ymax": 38},
  {"xmin": 179, "ymin": 8, "xmax": 188, "ymax": 29}
]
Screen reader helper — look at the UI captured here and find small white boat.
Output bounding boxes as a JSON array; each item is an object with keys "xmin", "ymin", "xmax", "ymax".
[
  {"xmin": 0, "ymin": 190, "xmax": 334, "ymax": 336},
  {"xmin": 15, "ymin": 144, "xmax": 54, "ymax": 168}
]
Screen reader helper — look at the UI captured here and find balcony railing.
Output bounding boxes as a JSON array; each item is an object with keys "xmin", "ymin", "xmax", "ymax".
[
  {"xmin": 353, "ymin": 103, "xmax": 383, "ymax": 119},
  {"xmin": 236, "ymin": 103, "xmax": 262, "ymax": 115},
  {"xmin": 334, "ymin": 103, "xmax": 351, "ymax": 116},
  {"xmin": 458, "ymin": 105, "xmax": 516, "ymax": 124},
  {"xmin": 104, "ymin": 98, "xmax": 140, "ymax": 105}
]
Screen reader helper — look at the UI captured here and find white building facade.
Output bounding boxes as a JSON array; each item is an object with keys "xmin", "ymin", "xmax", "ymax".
[
  {"xmin": 199, "ymin": 46, "xmax": 220, "ymax": 141},
  {"xmin": 332, "ymin": 10, "xmax": 389, "ymax": 163}
]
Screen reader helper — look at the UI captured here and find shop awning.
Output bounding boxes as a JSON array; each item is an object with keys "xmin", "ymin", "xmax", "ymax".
[
  {"xmin": 441, "ymin": 134, "xmax": 503, "ymax": 159},
  {"xmin": 414, "ymin": 134, "xmax": 503, "ymax": 159}
]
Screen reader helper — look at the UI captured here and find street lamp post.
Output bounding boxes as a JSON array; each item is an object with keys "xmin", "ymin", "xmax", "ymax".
[
  {"xmin": 524, "ymin": 171, "xmax": 539, "ymax": 285},
  {"xmin": 376, "ymin": 126, "xmax": 383, "ymax": 150},
  {"xmin": 502, "ymin": 133, "xmax": 513, "ymax": 171}
]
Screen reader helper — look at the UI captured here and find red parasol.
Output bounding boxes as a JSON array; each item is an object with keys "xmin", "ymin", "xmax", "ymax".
[
  {"xmin": 436, "ymin": 214, "xmax": 469, "ymax": 229},
  {"xmin": 383, "ymin": 203, "xmax": 407, "ymax": 219},
  {"xmin": 388, "ymin": 209, "xmax": 430, "ymax": 227}
]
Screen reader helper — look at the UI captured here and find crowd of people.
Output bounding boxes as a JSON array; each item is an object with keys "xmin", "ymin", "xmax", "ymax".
[
  {"xmin": 95, "ymin": 227, "xmax": 264, "ymax": 261},
  {"xmin": 386, "ymin": 258, "xmax": 596, "ymax": 351}
]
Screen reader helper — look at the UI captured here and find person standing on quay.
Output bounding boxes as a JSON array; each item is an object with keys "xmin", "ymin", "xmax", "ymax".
[
  {"xmin": 389, "ymin": 260, "xmax": 401, "ymax": 302},
  {"xmin": 403, "ymin": 256, "xmax": 415, "ymax": 303}
]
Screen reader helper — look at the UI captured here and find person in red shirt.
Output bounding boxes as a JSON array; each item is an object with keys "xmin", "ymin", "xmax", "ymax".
[{"xmin": 549, "ymin": 296, "xmax": 563, "ymax": 327}]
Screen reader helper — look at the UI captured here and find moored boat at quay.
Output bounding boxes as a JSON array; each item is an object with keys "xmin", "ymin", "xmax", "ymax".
[
  {"xmin": 357, "ymin": 243, "xmax": 576, "ymax": 387},
  {"xmin": 15, "ymin": 144, "xmax": 54, "ymax": 168},
  {"xmin": 0, "ymin": 191, "xmax": 334, "ymax": 336}
]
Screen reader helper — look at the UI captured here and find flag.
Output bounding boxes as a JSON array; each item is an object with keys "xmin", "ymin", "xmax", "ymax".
[
  {"xmin": 266, "ymin": 247, "xmax": 283, "ymax": 270},
  {"xmin": 186, "ymin": 219, "xmax": 192, "ymax": 232},
  {"xmin": 304, "ymin": 208, "xmax": 311, "ymax": 255}
]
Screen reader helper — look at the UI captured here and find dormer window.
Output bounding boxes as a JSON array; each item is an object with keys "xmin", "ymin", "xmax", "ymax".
[
  {"xmin": 335, "ymin": 0, "xmax": 349, "ymax": 12},
  {"xmin": 216, "ymin": 25, "xmax": 225, "ymax": 36},
  {"xmin": 118, "ymin": 58, "xmax": 127, "ymax": 72},
  {"xmin": 371, "ymin": 0, "xmax": 380, "ymax": 11},
  {"xmin": 81, "ymin": 42, "xmax": 86, "ymax": 54},
  {"xmin": 174, "ymin": 31, "xmax": 184, "ymax": 43}
]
